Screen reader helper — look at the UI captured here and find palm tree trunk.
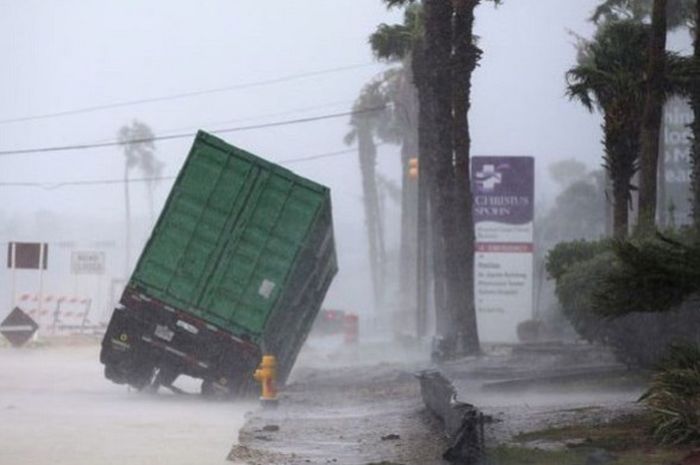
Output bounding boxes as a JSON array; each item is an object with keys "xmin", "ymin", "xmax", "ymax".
[
  {"xmin": 397, "ymin": 64, "xmax": 420, "ymax": 335},
  {"xmin": 358, "ymin": 124, "xmax": 384, "ymax": 311},
  {"xmin": 612, "ymin": 180, "xmax": 630, "ymax": 238},
  {"xmin": 604, "ymin": 112, "xmax": 639, "ymax": 239},
  {"xmin": 425, "ymin": 0, "xmax": 459, "ymax": 356},
  {"xmin": 399, "ymin": 136, "xmax": 419, "ymax": 329},
  {"xmin": 411, "ymin": 42, "xmax": 432, "ymax": 338},
  {"xmin": 691, "ymin": 0, "xmax": 700, "ymax": 232},
  {"xmin": 638, "ymin": 0, "xmax": 668, "ymax": 233},
  {"xmin": 451, "ymin": 0, "xmax": 480, "ymax": 355},
  {"xmin": 123, "ymin": 163, "xmax": 131, "ymax": 278}
]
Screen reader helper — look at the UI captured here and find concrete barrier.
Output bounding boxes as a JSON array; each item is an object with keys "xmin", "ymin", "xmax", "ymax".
[{"xmin": 417, "ymin": 370, "xmax": 485, "ymax": 464}]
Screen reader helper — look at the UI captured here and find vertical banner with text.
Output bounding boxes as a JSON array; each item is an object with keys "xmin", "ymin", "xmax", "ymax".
[{"xmin": 472, "ymin": 156, "xmax": 534, "ymax": 342}]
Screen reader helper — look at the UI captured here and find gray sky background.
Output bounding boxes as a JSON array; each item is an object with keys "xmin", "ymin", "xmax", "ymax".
[{"xmin": 1, "ymin": 0, "xmax": 659, "ymax": 317}]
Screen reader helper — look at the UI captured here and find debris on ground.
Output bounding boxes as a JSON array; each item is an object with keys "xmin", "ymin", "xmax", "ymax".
[
  {"xmin": 228, "ymin": 362, "xmax": 447, "ymax": 465},
  {"xmin": 231, "ymin": 341, "xmax": 693, "ymax": 465}
]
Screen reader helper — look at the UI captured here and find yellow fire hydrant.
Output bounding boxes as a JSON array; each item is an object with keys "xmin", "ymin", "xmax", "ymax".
[{"xmin": 253, "ymin": 355, "xmax": 278, "ymax": 407}]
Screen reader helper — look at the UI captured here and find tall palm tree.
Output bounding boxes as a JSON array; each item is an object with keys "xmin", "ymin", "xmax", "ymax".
[
  {"xmin": 370, "ymin": 0, "xmax": 498, "ymax": 357},
  {"xmin": 592, "ymin": 0, "xmax": 700, "ymax": 230},
  {"xmin": 369, "ymin": 4, "xmax": 423, "ymax": 333},
  {"xmin": 345, "ymin": 76, "xmax": 397, "ymax": 310},
  {"xmin": 371, "ymin": 1, "xmax": 454, "ymax": 340},
  {"xmin": 116, "ymin": 120, "xmax": 162, "ymax": 276},
  {"xmin": 638, "ymin": 0, "xmax": 669, "ymax": 233},
  {"xmin": 567, "ymin": 21, "xmax": 657, "ymax": 238},
  {"xmin": 450, "ymin": 0, "xmax": 482, "ymax": 355}
]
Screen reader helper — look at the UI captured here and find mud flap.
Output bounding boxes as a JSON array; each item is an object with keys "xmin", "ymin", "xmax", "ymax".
[{"xmin": 100, "ymin": 307, "xmax": 155, "ymax": 390}]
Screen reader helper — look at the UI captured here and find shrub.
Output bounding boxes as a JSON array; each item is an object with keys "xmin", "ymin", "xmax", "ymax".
[
  {"xmin": 546, "ymin": 237, "xmax": 700, "ymax": 368},
  {"xmin": 594, "ymin": 234, "xmax": 700, "ymax": 317},
  {"xmin": 641, "ymin": 344, "xmax": 700, "ymax": 445}
]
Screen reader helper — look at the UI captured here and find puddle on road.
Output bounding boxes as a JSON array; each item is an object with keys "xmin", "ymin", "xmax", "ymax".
[{"xmin": 0, "ymin": 345, "xmax": 254, "ymax": 465}]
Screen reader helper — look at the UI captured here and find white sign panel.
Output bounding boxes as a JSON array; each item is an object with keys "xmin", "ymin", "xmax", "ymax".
[
  {"xmin": 472, "ymin": 156, "xmax": 535, "ymax": 342},
  {"xmin": 71, "ymin": 251, "xmax": 105, "ymax": 275}
]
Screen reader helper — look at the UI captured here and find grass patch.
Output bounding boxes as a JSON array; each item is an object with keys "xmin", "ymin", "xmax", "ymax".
[
  {"xmin": 515, "ymin": 414, "xmax": 653, "ymax": 449},
  {"xmin": 487, "ymin": 445, "xmax": 585, "ymax": 465},
  {"xmin": 488, "ymin": 445, "xmax": 685, "ymax": 465},
  {"xmin": 499, "ymin": 414, "xmax": 691, "ymax": 465}
]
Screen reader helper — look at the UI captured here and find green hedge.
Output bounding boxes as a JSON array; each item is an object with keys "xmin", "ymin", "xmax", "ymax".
[{"xmin": 546, "ymin": 237, "xmax": 700, "ymax": 368}]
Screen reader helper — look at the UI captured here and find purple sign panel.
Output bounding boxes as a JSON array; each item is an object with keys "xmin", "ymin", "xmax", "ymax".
[{"xmin": 472, "ymin": 156, "xmax": 534, "ymax": 225}]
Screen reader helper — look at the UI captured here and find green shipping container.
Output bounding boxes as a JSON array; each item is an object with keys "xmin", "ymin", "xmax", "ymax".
[{"xmin": 101, "ymin": 131, "xmax": 337, "ymax": 394}]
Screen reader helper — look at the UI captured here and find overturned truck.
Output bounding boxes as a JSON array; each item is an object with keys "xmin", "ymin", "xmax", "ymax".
[{"xmin": 101, "ymin": 131, "xmax": 337, "ymax": 396}]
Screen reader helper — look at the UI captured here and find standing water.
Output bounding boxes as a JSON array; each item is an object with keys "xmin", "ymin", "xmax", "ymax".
[{"xmin": 0, "ymin": 343, "xmax": 253, "ymax": 465}]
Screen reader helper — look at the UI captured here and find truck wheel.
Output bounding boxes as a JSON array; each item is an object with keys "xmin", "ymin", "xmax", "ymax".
[
  {"xmin": 104, "ymin": 364, "xmax": 126, "ymax": 384},
  {"xmin": 201, "ymin": 380, "xmax": 215, "ymax": 397},
  {"xmin": 128, "ymin": 363, "xmax": 155, "ymax": 391}
]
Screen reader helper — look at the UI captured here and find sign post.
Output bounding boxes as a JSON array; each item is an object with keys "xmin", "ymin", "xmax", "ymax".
[
  {"xmin": 471, "ymin": 157, "xmax": 535, "ymax": 342},
  {"xmin": 8, "ymin": 243, "xmax": 16, "ymax": 310},
  {"xmin": 6, "ymin": 242, "xmax": 49, "ymax": 311}
]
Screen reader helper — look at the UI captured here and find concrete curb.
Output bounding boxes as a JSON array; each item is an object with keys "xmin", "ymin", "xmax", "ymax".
[{"xmin": 416, "ymin": 370, "xmax": 485, "ymax": 464}]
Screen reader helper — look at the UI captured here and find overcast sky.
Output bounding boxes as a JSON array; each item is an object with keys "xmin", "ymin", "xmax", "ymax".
[{"xmin": 1, "ymin": 0, "xmax": 625, "ymax": 316}]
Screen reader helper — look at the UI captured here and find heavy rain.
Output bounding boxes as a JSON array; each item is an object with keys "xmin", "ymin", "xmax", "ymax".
[{"xmin": 1, "ymin": 1, "xmax": 700, "ymax": 464}]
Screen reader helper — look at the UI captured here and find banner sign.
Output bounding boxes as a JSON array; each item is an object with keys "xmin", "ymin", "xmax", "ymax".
[
  {"xmin": 472, "ymin": 156, "xmax": 534, "ymax": 342},
  {"xmin": 6, "ymin": 242, "xmax": 48, "ymax": 270},
  {"xmin": 662, "ymin": 96, "xmax": 693, "ymax": 223},
  {"xmin": 71, "ymin": 251, "xmax": 106, "ymax": 275}
]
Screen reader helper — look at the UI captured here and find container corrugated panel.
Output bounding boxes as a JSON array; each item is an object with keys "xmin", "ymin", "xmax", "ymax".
[{"xmin": 127, "ymin": 131, "xmax": 337, "ymax": 345}]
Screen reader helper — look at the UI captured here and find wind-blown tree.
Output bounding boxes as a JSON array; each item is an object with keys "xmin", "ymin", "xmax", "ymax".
[
  {"xmin": 567, "ymin": 21, "xmax": 652, "ymax": 238},
  {"xmin": 117, "ymin": 120, "xmax": 163, "ymax": 276},
  {"xmin": 371, "ymin": 0, "xmax": 460, "ymax": 347},
  {"xmin": 345, "ymin": 75, "xmax": 400, "ymax": 309},
  {"xmin": 449, "ymin": 0, "xmax": 484, "ymax": 355},
  {"xmin": 638, "ymin": 0, "xmax": 669, "ymax": 232},
  {"xmin": 591, "ymin": 0, "xmax": 700, "ymax": 230},
  {"xmin": 592, "ymin": 0, "xmax": 695, "ymax": 26},
  {"xmin": 567, "ymin": 20, "xmax": 685, "ymax": 237},
  {"xmin": 372, "ymin": 3, "xmax": 439, "ymax": 338},
  {"xmin": 370, "ymin": 0, "xmax": 500, "ymax": 357}
]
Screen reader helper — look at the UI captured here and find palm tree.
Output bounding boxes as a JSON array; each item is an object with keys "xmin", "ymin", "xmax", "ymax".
[
  {"xmin": 345, "ymin": 76, "xmax": 397, "ymax": 310},
  {"xmin": 450, "ymin": 0, "xmax": 483, "ymax": 356},
  {"xmin": 592, "ymin": 0, "xmax": 700, "ymax": 232},
  {"xmin": 638, "ymin": 0, "xmax": 669, "ymax": 233},
  {"xmin": 567, "ymin": 21, "xmax": 657, "ymax": 238},
  {"xmin": 592, "ymin": 0, "xmax": 695, "ymax": 28},
  {"xmin": 370, "ymin": 0, "xmax": 499, "ymax": 357},
  {"xmin": 116, "ymin": 120, "xmax": 163, "ymax": 276},
  {"xmin": 421, "ymin": 0, "xmax": 455, "ymax": 350},
  {"xmin": 370, "ymin": 3, "xmax": 426, "ymax": 334},
  {"xmin": 370, "ymin": 1, "xmax": 453, "ymax": 341}
]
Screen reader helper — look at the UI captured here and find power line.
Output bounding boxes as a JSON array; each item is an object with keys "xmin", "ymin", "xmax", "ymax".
[
  {"xmin": 279, "ymin": 147, "xmax": 357, "ymax": 165},
  {"xmin": 0, "ymin": 106, "xmax": 386, "ymax": 157},
  {"xmin": 144, "ymin": 99, "xmax": 355, "ymax": 141},
  {"xmin": 88, "ymin": 99, "xmax": 354, "ymax": 145},
  {"xmin": 0, "ymin": 144, "xmax": 388, "ymax": 189},
  {"xmin": 0, "ymin": 176, "xmax": 177, "ymax": 190},
  {"xmin": 0, "ymin": 63, "xmax": 380, "ymax": 125}
]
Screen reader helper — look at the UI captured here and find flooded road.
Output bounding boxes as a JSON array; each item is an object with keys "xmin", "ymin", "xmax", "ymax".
[{"xmin": 0, "ymin": 344, "xmax": 253, "ymax": 465}]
